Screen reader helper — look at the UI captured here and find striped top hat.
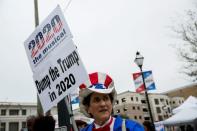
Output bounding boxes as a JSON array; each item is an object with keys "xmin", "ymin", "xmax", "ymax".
[{"xmin": 79, "ymin": 72, "xmax": 117, "ymax": 117}]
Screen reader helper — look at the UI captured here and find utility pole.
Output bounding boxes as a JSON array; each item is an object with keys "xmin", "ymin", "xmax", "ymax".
[
  {"xmin": 34, "ymin": 0, "xmax": 39, "ymax": 27},
  {"xmin": 34, "ymin": 0, "xmax": 43, "ymax": 115},
  {"xmin": 58, "ymin": 98, "xmax": 78, "ymax": 131}
]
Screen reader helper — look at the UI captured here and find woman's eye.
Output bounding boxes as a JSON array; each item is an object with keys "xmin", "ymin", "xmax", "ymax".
[
  {"xmin": 94, "ymin": 97, "xmax": 100, "ymax": 103},
  {"xmin": 104, "ymin": 96, "xmax": 109, "ymax": 101}
]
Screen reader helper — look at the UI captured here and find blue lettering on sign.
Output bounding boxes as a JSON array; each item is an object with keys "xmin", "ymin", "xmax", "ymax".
[{"xmin": 28, "ymin": 15, "xmax": 65, "ymax": 66}]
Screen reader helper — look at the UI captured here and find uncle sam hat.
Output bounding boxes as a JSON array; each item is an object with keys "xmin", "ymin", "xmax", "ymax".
[{"xmin": 79, "ymin": 72, "xmax": 117, "ymax": 117}]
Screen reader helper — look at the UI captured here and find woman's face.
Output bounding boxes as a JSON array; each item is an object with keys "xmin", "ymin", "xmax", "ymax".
[{"xmin": 87, "ymin": 93, "xmax": 113, "ymax": 125}]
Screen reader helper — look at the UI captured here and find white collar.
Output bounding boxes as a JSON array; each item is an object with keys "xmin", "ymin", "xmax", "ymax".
[{"xmin": 94, "ymin": 116, "xmax": 112, "ymax": 129}]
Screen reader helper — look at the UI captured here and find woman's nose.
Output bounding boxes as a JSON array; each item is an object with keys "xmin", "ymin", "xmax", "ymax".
[{"xmin": 100, "ymin": 99, "xmax": 106, "ymax": 105}]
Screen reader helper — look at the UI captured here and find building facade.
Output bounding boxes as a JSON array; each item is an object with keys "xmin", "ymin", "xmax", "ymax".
[
  {"xmin": 147, "ymin": 94, "xmax": 172, "ymax": 121},
  {"xmin": 0, "ymin": 88, "xmax": 189, "ymax": 130},
  {"xmin": 114, "ymin": 91, "xmax": 144, "ymax": 123},
  {"xmin": 169, "ymin": 97, "xmax": 185, "ymax": 109},
  {"xmin": 113, "ymin": 91, "xmax": 185, "ymax": 123},
  {"xmin": 0, "ymin": 102, "xmax": 57, "ymax": 131}
]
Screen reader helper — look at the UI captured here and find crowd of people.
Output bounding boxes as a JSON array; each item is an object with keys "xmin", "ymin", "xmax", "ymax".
[{"xmin": 23, "ymin": 72, "xmax": 161, "ymax": 131}]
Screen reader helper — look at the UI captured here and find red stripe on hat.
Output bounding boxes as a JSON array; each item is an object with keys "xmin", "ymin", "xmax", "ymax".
[
  {"xmin": 104, "ymin": 75, "xmax": 112, "ymax": 89},
  {"xmin": 79, "ymin": 83, "xmax": 86, "ymax": 89},
  {"xmin": 89, "ymin": 72, "xmax": 98, "ymax": 85}
]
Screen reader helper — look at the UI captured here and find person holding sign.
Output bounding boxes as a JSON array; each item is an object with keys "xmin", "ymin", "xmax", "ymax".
[{"xmin": 79, "ymin": 72, "xmax": 144, "ymax": 131}]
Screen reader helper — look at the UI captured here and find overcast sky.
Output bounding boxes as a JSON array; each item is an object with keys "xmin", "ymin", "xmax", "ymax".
[{"xmin": 0, "ymin": 0, "xmax": 196, "ymax": 103}]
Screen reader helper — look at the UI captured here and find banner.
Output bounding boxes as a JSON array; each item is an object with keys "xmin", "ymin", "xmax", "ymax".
[
  {"xmin": 132, "ymin": 70, "xmax": 156, "ymax": 93},
  {"xmin": 133, "ymin": 72, "xmax": 144, "ymax": 93}
]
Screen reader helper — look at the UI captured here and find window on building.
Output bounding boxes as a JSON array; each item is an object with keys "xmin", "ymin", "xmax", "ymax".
[
  {"xmin": 166, "ymin": 100, "xmax": 169, "ymax": 105},
  {"xmin": 131, "ymin": 97, "xmax": 133, "ymax": 101},
  {"xmin": 116, "ymin": 109, "xmax": 120, "ymax": 113},
  {"xmin": 141, "ymin": 100, "xmax": 146, "ymax": 104},
  {"xmin": 121, "ymin": 98, "xmax": 126, "ymax": 103},
  {"xmin": 156, "ymin": 107, "xmax": 161, "ymax": 113},
  {"xmin": 9, "ymin": 109, "xmax": 19, "ymax": 115},
  {"xmin": 154, "ymin": 99, "xmax": 159, "ymax": 105},
  {"xmin": 136, "ymin": 97, "xmax": 138, "ymax": 101},
  {"xmin": 168, "ymin": 107, "xmax": 171, "ymax": 113},
  {"xmin": 158, "ymin": 115, "xmax": 163, "ymax": 121},
  {"xmin": 134, "ymin": 116, "xmax": 137, "ymax": 120},
  {"xmin": 173, "ymin": 101, "xmax": 175, "ymax": 104},
  {"xmin": 165, "ymin": 114, "xmax": 168, "ymax": 118},
  {"xmin": 1, "ymin": 122, "xmax": 6, "ymax": 131},
  {"xmin": 144, "ymin": 117, "xmax": 150, "ymax": 120},
  {"xmin": 9, "ymin": 122, "xmax": 19, "ymax": 131},
  {"xmin": 160, "ymin": 98, "xmax": 164, "ymax": 102},
  {"xmin": 139, "ymin": 116, "xmax": 142, "ymax": 119},
  {"xmin": 143, "ymin": 108, "xmax": 148, "ymax": 112},
  {"xmin": 123, "ymin": 108, "xmax": 127, "ymax": 112},
  {"xmin": 132, "ymin": 106, "xmax": 135, "ymax": 110},
  {"xmin": 115, "ymin": 100, "xmax": 119, "ymax": 105},
  {"xmin": 22, "ymin": 109, "xmax": 26, "ymax": 115},
  {"xmin": 137, "ymin": 106, "xmax": 140, "ymax": 110},
  {"xmin": 22, "ymin": 122, "xmax": 26, "ymax": 128},
  {"xmin": 1, "ymin": 109, "xmax": 6, "ymax": 115}
]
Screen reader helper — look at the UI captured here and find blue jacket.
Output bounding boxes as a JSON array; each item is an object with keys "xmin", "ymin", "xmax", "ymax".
[{"xmin": 81, "ymin": 116, "xmax": 144, "ymax": 131}]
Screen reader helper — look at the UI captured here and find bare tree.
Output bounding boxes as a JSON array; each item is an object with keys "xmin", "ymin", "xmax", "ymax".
[{"xmin": 172, "ymin": 9, "xmax": 197, "ymax": 81}]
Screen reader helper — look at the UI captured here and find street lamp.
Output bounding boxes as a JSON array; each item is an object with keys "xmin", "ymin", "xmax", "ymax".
[{"xmin": 134, "ymin": 51, "xmax": 155, "ymax": 131}]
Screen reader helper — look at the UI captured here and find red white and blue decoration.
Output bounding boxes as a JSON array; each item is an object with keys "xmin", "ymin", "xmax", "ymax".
[
  {"xmin": 132, "ymin": 70, "xmax": 156, "ymax": 93},
  {"xmin": 71, "ymin": 96, "xmax": 80, "ymax": 104},
  {"xmin": 79, "ymin": 72, "xmax": 115, "ymax": 94}
]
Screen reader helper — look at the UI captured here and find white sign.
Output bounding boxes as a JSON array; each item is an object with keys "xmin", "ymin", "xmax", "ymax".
[
  {"xmin": 24, "ymin": 5, "xmax": 88, "ymax": 113},
  {"xmin": 24, "ymin": 5, "xmax": 72, "ymax": 72},
  {"xmin": 33, "ymin": 40, "xmax": 88, "ymax": 113}
]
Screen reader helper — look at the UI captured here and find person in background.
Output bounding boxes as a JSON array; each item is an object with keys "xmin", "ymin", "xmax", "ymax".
[
  {"xmin": 32, "ymin": 115, "xmax": 56, "ymax": 131},
  {"xmin": 75, "ymin": 120, "xmax": 88, "ymax": 130},
  {"xmin": 194, "ymin": 118, "xmax": 197, "ymax": 131},
  {"xmin": 79, "ymin": 72, "xmax": 144, "ymax": 131},
  {"xmin": 26, "ymin": 115, "xmax": 36, "ymax": 131},
  {"xmin": 143, "ymin": 121, "xmax": 154, "ymax": 131},
  {"xmin": 180, "ymin": 125, "xmax": 185, "ymax": 131},
  {"xmin": 186, "ymin": 124, "xmax": 194, "ymax": 131}
]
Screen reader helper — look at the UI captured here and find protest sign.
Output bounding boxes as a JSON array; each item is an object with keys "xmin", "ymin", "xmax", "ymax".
[
  {"xmin": 33, "ymin": 40, "xmax": 88, "ymax": 113},
  {"xmin": 24, "ymin": 5, "xmax": 88, "ymax": 113},
  {"xmin": 24, "ymin": 5, "xmax": 72, "ymax": 72}
]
